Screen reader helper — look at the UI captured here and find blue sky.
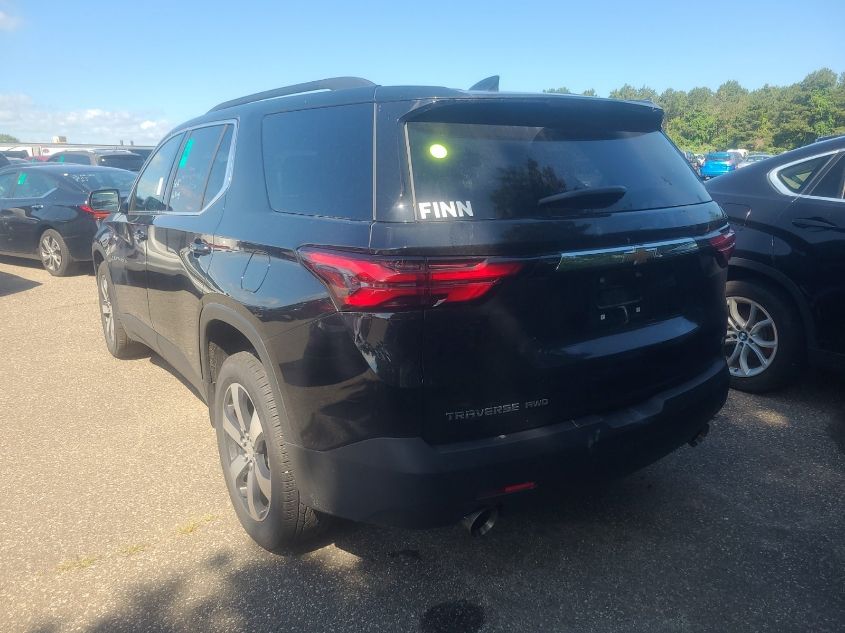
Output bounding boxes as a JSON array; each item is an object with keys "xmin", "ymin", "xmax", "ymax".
[{"xmin": 1, "ymin": 0, "xmax": 843, "ymax": 144}]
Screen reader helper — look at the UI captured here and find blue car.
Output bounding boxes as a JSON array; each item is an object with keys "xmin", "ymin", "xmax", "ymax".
[{"xmin": 700, "ymin": 152, "xmax": 739, "ymax": 179}]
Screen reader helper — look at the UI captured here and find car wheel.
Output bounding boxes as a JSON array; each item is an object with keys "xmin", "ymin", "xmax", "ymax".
[
  {"xmin": 39, "ymin": 229, "xmax": 73, "ymax": 276},
  {"xmin": 724, "ymin": 279, "xmax": 803, "ymax": 393},
  {"xmin": 97, "ymin": 260, "xmax": 145, "ymax": 358},
  {"xmin": 213, "ymin": 351, "xmax": 324, "ymax": 551}
]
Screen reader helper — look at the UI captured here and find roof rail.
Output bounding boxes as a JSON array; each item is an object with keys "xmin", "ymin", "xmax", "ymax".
[{"xmin": 208, "ymin": 76, "xmax": 377, "ymax": 113}]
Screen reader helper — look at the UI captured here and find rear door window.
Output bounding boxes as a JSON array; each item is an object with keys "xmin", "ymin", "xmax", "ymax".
[
  {"xmin": 776, "ymin": 156, "xmax": 829, "ymax": 193},
  {"xmin": 407, "ymin": 123, "xmax": 708, "ymax": 220},
  {"xmin": 262, "ymin": 104, "xmax": 373, "ymax": 220},
  {"xmin": 167, "ymin": 124, "xmax": 229, "ymax": 214},
  {"xmin": 202, "ymin": 125, "xmax": 234, "ymax": 207},
  {"xmin": 807, "ymin": 156, "xmax": 845, "ymax": 199},
  {"xmin": 13, "ymin": 171, "xmax": 55, "ymax": 198}
]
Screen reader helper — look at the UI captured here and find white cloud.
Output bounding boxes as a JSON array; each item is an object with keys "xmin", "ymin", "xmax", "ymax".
[
  {"xmin": 0, "ymin": 94, "xmax": 170, "ymax": 145},
  {"xmin": 0, "ymin": 10, "xmax": 21, "ymax": 31}
]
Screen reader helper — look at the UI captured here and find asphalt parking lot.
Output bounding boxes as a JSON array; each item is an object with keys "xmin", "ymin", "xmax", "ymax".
[{"xmin": 1, "ymin": 256, "xmax": 843, "ymax": 633}]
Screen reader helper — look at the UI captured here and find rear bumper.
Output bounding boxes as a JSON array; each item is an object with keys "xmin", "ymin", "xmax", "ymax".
[{"xmin": 286, "ymin": 358, "xmax": 729, "ymax": 528}]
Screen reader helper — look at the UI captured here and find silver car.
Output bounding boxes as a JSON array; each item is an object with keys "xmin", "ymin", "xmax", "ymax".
[{"xmin": 737, "ymin": 153, "xmax": 774, "ymax": 168}]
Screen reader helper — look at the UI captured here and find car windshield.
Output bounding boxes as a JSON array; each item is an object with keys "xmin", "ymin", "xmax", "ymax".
[{"xmin": 63, "ymin": 170, "xmax": 136, "ymax": 193}]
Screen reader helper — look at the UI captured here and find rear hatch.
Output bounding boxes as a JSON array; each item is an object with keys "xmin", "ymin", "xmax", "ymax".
[{"xmin": 378, "ymin": 97, "xmax": 729, "ymax": 444}]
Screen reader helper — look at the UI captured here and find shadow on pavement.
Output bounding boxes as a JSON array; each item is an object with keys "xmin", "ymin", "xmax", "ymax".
[
  {"xmin": 0, "ymin": 254, "xmax": 43, "ymax": 270},
  {"xmin": 148, "ymin": 353, "xmax": 206, "ymax": 403},
  {"xmin": 25, "ymin": 376, "xmax": 844, "ymax": 633},
  {"xmin": 0, "ymin": 269, "xmax": 40, "ymax": 297}
]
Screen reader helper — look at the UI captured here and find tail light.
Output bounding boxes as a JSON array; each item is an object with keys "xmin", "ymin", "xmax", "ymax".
[
  {"xmin": 79, "ymin": 204, "xmax": 110, "ymax": 220},
  {"xmin": 299, "ymin": 247, "xmax": 523, "ymax": 311},
  {"xmin": 709, "ymin": 229, "xmax": 736, "ymax": 266}
]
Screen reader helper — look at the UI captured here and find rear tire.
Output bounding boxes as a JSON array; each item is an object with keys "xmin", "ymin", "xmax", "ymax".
[
  {"xmin": 97, "ymin": 261, "xmax": 145, "ymax": 358},
  {"xmin": 724, "ymin": 279, "xmax": 803, "ymax": 393},
  {"xmin": 39, "ymin": 229, "xmax": 73, "ymax": 277},
  {"xmin": 212, "ymin": 351, "xmax": 324, "ymax": 551}
]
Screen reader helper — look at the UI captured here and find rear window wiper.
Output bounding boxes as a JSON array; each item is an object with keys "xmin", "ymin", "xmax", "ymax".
[{"xmin": 537, "ymin": 185, "xmax": 627, "ymax": 209}]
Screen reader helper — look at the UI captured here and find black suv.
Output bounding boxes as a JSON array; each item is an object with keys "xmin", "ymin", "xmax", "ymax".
[
  {"xmin": 48, "ymin": 149, "xmax": 146, "ymax": 172},
  {"xmin": 92, "ymin": 77, "xmax": 732, "ymax": 549}
]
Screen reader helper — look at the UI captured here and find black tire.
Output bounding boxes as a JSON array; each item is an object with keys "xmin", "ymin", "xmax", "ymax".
[
  {"xmin": 725, "ymin": 279, "xmax": 804, "ymax": 393},
  {"xmin": 39, "ymin": 229, "xmax": 73, "ymax": 276},
  {"xmin": 212, "ymin": 351, "xmax": 324, "ymax": 551},
  {"xmin": 97, "ymin": 260, "xmax": 145, "ymax": 358}
]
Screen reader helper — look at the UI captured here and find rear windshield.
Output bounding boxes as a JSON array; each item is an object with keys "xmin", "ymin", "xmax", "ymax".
[
  {"xmin": 99, "ymin": 154, "xmax": 145, "ymax": 171},
  {"xmin": 407, "ymin": 123, "xmax": 708, "ymax": 220},
  {"xmin": 706, "ymin": 153, "xmax": 731, "ymax": 161},
  {"xmin": 64, "ymin": 170, "xmax": 136, "ymax": 194}
]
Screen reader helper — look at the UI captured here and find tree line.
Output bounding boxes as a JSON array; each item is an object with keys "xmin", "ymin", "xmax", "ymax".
[
  {"xmin": 5, "ymin": 69, "xmax": 845, "ymax": 154},
  {"xmin": 545, "ymin": 68, "xmax": 845, "ymax": 153}
]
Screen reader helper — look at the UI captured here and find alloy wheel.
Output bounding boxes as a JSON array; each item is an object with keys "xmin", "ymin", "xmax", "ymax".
[
  {"xmin": 724, "ymin": 296, "xmax": 778, "ymax": 378},
  {"xmin": 221, "ymin": 382, "xmax": 272, "ymax": 521},
  {"xmin": 98, "ymin": 273, "xmax": 114, "ymax": 345},
  {"xmin": 40, "ymin": 234, "xmax": 61, "ymax": 272}
]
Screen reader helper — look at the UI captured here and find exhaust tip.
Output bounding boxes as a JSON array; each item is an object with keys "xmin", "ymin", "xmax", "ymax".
[{"xmin": 461, "ymin": 507, "xmax": 498, "ymax": 537}]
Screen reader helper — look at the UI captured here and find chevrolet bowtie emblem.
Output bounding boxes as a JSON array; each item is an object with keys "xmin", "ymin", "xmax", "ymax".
[{"xmin": 626, "ymin": 246, "xmax": 658, "ymax": 265}]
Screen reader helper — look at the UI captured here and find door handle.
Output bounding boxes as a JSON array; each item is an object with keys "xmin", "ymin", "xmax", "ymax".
[
  {"xmin": 31, "ymin": 204, "xmax": 44, "ymax": 211},
  {"xmin": 189, "ymin": 239, "xmax": 212, "ymax": 256},
  {"xmin": 133, "ymin": 228, "xmax": 147, "ymax": 242},
  {"xmin": 792, "ymin": 217, "xmax": 839, "ymax": 230}
]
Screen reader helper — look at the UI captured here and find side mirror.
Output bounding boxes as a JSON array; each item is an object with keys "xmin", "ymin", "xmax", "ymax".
[{"xmin": 88, "ymin": 188, "xmax": 121, "ymax": 216}]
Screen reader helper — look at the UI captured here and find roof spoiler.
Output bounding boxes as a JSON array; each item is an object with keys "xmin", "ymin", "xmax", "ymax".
[
  {"xmin": 208, "ymin": 77, "xmax": 376, "ymax": 113},
  {"xmin": 468, "ymin": 75, "xmax": 500, "ymax": 92}
]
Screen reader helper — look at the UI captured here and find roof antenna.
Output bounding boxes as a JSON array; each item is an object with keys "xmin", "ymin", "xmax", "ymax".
[{"xmin": 469, "ymin": 75, "xmax": 499, "ymax": 92}]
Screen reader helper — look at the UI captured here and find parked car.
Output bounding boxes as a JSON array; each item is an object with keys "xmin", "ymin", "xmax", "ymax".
[
  {"xmin": 727, "ymin": 148, "xmax": 749, "ymax": 160},
  {"xmin": 737, "ymin": 153, "xmax": 773, "ymax": 169},
  {"xmin": 92, "ymin": 77, "xmax": 732, "ymax": 550},
  {"xmin": 124, "ymin": 147, "xmax": 153, "ymax": 161},
  {"xmin": 47, "ymin": 149, "xmax": 146, "ymax": 172},
  {"xmin": 705, "ymin": 136, "xmax": 845, "ymax": 391},
  {"xmin": 1, "ymin": 150, "xmax": 31, "ymax": 160},
  {"xmin": 0, "ymin": 164, "xmax": 134, "ymax": 275},
  {"xmin": 700, "ymin": 152, "xmax": 740, "ymax": 179}
]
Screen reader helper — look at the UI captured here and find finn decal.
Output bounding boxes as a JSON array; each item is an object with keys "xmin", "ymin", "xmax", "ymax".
[{"xmin": 417, "ymin": 200, "xmax": 473, "ymax": 220}]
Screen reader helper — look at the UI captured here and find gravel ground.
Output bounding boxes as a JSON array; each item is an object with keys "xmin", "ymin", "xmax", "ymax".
[{"xmin": 1, "ymin": 256, "xmax": 843, "ymax": 633}]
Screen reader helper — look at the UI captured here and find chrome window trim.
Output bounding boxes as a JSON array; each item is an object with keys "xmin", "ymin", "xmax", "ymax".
[
  {"xmin": 767, "ymin": 149, "xmax": 841, "ymax": 198},
  {"xmin": 128, "ymin": 118, "xmax": 238, "ymax": 216}
]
